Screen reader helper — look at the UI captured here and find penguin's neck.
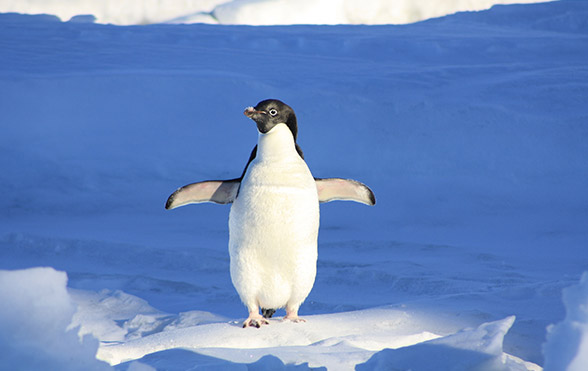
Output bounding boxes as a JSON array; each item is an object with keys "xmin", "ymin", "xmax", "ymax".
[{"xmin": 256, "ymin": 123, "xmax": 298, "ymax": 161}]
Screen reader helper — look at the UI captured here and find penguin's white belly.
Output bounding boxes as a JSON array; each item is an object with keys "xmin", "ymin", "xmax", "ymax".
[{"xmin": 229, "ymin": 158, "xmax": 319, "ymax": 310}]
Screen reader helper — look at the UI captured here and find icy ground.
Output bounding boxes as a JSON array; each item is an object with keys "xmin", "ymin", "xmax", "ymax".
[{"xmin": 1, "ymin": 1, "xmax": 588, "ymax": 370}]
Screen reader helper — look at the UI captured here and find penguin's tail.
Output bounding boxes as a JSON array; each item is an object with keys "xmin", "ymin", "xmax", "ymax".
[{"xmin": 261, "ymin": 308, "xmax": 276, "ymax": 319}]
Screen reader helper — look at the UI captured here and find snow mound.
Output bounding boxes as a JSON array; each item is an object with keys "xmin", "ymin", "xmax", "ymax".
[
  {"xmin": 0, "ymin": 267, "xmax": 541, "ymax": 370},
  {"xmin": 0, "ymin": 0, "xmax": 227, "ymax": 25},
  {"xmin": 212, "ymin": 0, "xmax": 548, "ymax": 25},
  {"xmin": 70, "ymin": 288, "xmax": 227, "ymax": 343},
  {"xmin": 0, "ymin": 0, "xmax": 549, "ymax": 25},
  {"xmin": 93, "ymin": 304, "xmax": 537, "ymax": 370},
  {"xmin": 0, "ymin": 267, "xmax": 110, "ymax": 370},
  {"xmin": 543, "ymin": 271, "xmax": 588, "ymax": 371},
  {"xmin": 70, "ymin": 289, "xmax": 165, "ymax": 343},
  {"xmin": 96, "ymin": 307, "xmax": 435, "ymax": 368},
  {"xmin": 358, "ymin": 316, "xmax": 538, "ymax": 371}
]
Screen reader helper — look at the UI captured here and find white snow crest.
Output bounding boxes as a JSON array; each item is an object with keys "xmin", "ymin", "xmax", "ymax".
[
  {"xmin": 212, "ymin": 0, "xmax": 549, "ymax": 26},
  {"xmin": 0, "ymin": 267, "xmax": 110, "ymax": 371},
  {"xmin": 543, "ymin": 271, "xmax": 588, "ymax": 371},
  {"xmin": 0, "ymin": 0, "xmax": 227, "ymax": 25},
  {"xmin": 0, "ymin": 0, "xmax": 550, "ymax": 25},
  {"xmin": 356, "ymin": 316, "xmax": 533, "ymax": 371}
]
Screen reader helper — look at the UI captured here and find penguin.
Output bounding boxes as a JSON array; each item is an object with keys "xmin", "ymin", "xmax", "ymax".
[{"xmin": 166, "ymin": 99, "xmax": 375, "ymax": 328}]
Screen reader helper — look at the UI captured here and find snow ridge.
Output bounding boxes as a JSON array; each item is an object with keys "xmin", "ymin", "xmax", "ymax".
[{"xmin": 1, "ymin": 0, "xmax": 550, "ymax": 25}]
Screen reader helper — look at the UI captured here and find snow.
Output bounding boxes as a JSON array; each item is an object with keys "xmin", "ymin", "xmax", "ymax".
[
  {"xmin": 356, "ymin": 316, "xmax": 539, "ymax": 371},
  {"xmin": 543, "ymin": 272, "xmax": 588, "ymax": 371},
  {"xmin": 1, "ymin": 0, "xmax": 588, "ymax": 370},
  {"xmin": 0, "ymin": 0, "xmax": 550, "ymax": 25},
  {"xmin": 211, "ymin": 0, "xmax": 549, "ymax": 26},
  {"xmin": 0, "ymin": 268, "xmax": 110, "ymax": 370},
  {"xmin": 0, "ymin": 0, "xmax": 227, "ymax": 25}
]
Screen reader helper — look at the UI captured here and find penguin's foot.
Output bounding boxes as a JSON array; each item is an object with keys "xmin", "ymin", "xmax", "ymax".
[
  {"xmin": 283, "ymin": 309, "xmax": 306, "ymax": 323},
  {"xmin": 243, "ymin": 313, "xmax": 269, "ymax": 328},
  {"xmin": 283, "ymin": 316, "xmax": 306, "ymax": 323}
]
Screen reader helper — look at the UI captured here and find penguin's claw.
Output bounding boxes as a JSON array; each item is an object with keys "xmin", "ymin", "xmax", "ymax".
[{"xmin": 243, "ymin": 316, "xmax": 269, "ymax": 328}]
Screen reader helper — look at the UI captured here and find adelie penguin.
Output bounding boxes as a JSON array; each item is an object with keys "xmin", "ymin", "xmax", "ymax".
[{"xmin": 166, "ymin": 99, "xmax": 375, "ymax": 328}]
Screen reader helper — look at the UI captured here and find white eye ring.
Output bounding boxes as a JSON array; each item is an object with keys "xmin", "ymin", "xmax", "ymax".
[{"xmin": 269, "ymin": 108, "xmax": 278, "ymax": 116}]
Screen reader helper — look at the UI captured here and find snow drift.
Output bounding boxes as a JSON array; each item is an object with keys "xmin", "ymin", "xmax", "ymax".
[
  {"xmin": 0, "ymin": 0, "xmax": 550, "ymax": 25},
  {"xmin": 543, "ymin": 272, "xmax": 588, "ymax": 371},
  {"xmin": 211, "ymin": 0, "xmax": 550, "ymax": 26},
  {"xmin": 0, "ymin": 267, "xmax": 547, "ymax": 370},
  {"xmin": 0, "ymin": 268, "xmax": 110, "ymax": 370}
]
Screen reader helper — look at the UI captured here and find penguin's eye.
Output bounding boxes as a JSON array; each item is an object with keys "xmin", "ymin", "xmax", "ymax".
[{"xmin": 268, "ymin": 108, "xmax": 278, "ymax": 116}]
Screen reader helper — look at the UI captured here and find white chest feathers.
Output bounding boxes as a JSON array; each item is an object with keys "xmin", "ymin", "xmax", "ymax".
[{"xmin": 228, "ymin": 124, "xmax": 320, "ymax": 312}]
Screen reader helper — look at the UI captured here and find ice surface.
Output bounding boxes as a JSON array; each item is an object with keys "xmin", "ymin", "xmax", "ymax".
[{"xmin": 0, "ymin": 0, "xmax": 587, "ymax": 370}]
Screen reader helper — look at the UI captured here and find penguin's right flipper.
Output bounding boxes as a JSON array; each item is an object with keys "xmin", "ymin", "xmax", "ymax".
[
  {"xmin": 165, "ymin": 179, "xmax": 240, "ymax": 209},
  {"xmin": 315, "ymin": 178, "xmax": 376, "ymax": 206}
]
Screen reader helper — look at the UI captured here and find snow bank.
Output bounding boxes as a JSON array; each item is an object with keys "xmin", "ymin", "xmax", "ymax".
[
  {"xmin": 357, "ymin": 316, "xmax": 538, "ymax": 371},
  {"xmin": 69, "ymin": 289, "xmax": 166, "ymax": 343},
  {"xmin": 0, "ymin": 0, "xmax": 226, "ymax": 25},
  {"xmin": 94, "ymin": 305, "xmax": 538, "ymax": 370},
  {"xmin": 70, "ymin": 288, "xmax": 227, "ymax": 344},
  {"xmin": 0, "ymin": 267, "xmax": 110, "ymax": 370},
  {"xmin": 543, "ymin": 272, "xmax": 588, "ymax": 371},
  {"xmin": 96, "ymin": 307, "xmax": 437, "ymax": 367},
  {"xmin": 212, "ymin": 0, "xmax": 549, "ymax": 25},
  {"xmin": 0, "ymin": 0, "xmax": 550, "ymax": 25},
  {"xmin": 0, "ymin": 266, "xmax": 540, "ymax": 370}
]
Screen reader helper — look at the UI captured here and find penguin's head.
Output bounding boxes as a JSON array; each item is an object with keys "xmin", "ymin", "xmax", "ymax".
[{"xmin": 244, "ymin": 99, "xmax": 298, "ymax": 140}]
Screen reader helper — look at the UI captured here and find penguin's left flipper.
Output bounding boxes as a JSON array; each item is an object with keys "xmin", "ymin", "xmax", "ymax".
[
  {"xmin": 315, "ymin": 178, "xmax": 376, "ymax": 206},
  {"xmin": 165, "ymin": 179, "xmax": 240, "ymax": 209}
]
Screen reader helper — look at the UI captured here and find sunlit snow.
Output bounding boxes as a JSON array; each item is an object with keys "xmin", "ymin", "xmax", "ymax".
[
  {"xmin": 0, "ymin": 1, "xmax": 587, "ymax": 370},
  {"xmin": 0, "ymin": 0, "xmax": 550, "ymax": 25}
]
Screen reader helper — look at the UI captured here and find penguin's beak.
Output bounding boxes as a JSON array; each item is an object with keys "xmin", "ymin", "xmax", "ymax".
[{"xmin": 244, "ymin": 106, "xmax": 266, "ymax": 118}]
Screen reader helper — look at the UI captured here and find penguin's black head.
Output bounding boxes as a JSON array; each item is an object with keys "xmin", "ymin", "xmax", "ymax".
[{"xmin": 244, "ymin": 99, "xmax": 298, "ymax": 140}]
